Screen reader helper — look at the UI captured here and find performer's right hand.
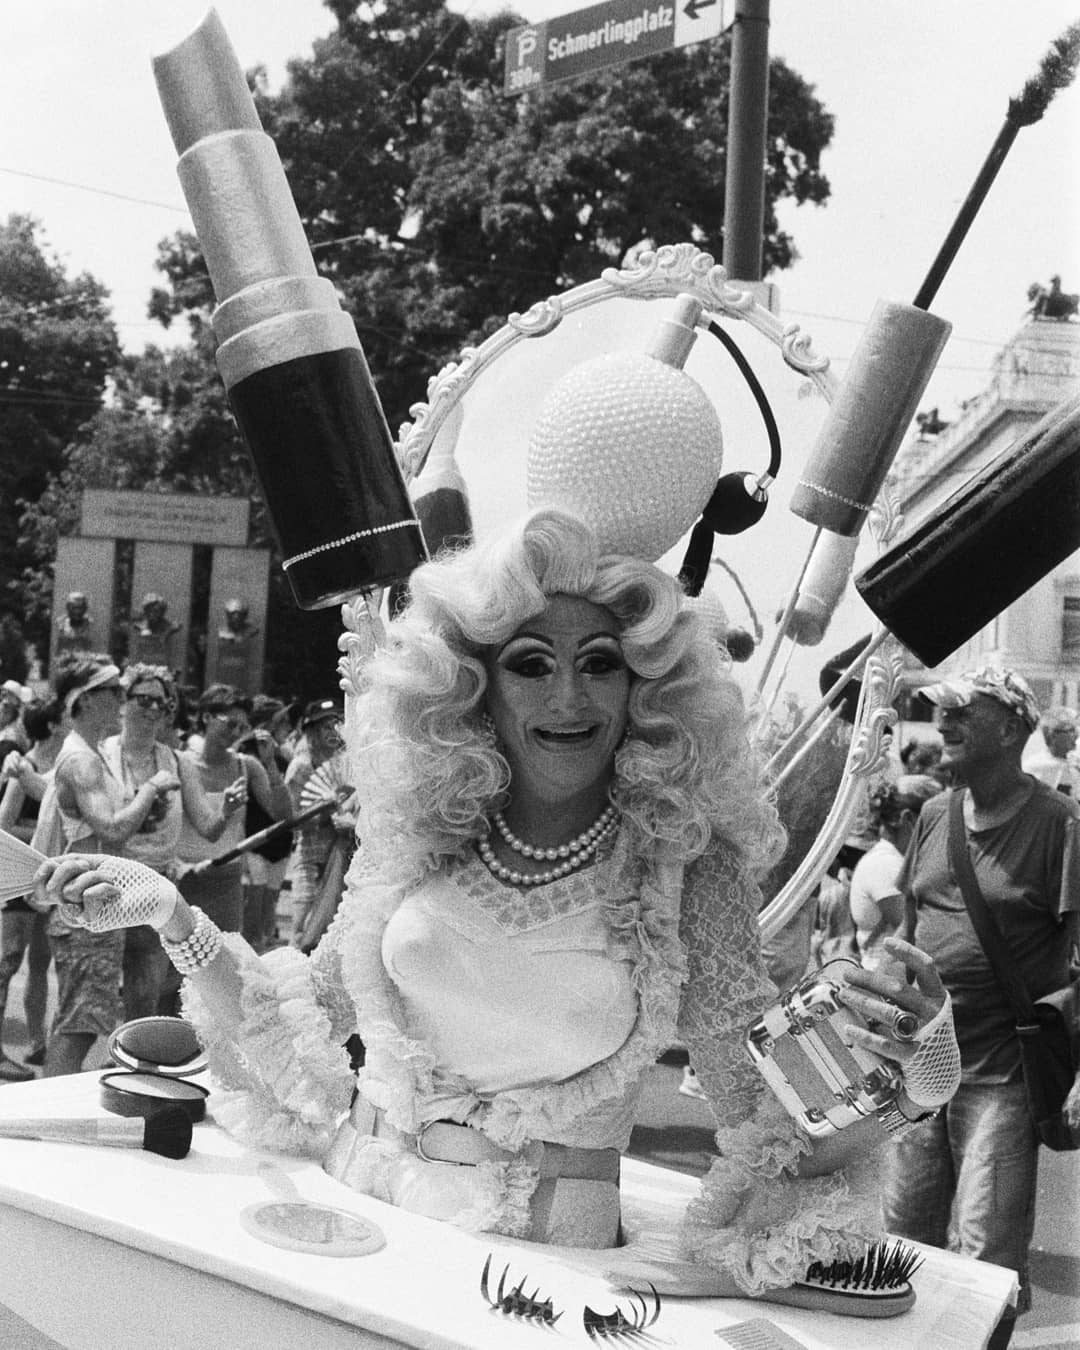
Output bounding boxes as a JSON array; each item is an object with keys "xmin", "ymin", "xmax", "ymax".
[{"xmin": 32, "ymin": 855, "xmax": 179, "ymax": 932}]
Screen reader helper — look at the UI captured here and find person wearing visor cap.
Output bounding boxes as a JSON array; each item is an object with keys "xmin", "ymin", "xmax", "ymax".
[
  {"xmin": 883, "ymin": 665, "xmax": 1080, "ymax": 1345},
  {"xmin": 42, "ymin": 657, "xmax": 182, "ymax": 1076},
  {"xmin": 285, "ymin": 699, "xmax": 354, "ymax": 951}
]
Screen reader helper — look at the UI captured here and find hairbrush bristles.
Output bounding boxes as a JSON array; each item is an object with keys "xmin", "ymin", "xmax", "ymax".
[
  {"xmin": 802, "ymin": 1239, "xmax": 924, "ymax": 1293},
  {"xmin": 761, "ymin": 1239, "xmax": 922, "ymax": 1318}
]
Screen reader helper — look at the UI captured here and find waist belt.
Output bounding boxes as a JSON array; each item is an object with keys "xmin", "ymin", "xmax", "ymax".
[{"xmin": 361, "ymin": 1101, "xmax": 619, "ymax": 1182}]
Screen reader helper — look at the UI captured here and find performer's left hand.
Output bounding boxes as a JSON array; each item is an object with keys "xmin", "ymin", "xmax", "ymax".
[{"xmin": 835, "ymin": 937, "xmax": 946, "ymax": 1063}]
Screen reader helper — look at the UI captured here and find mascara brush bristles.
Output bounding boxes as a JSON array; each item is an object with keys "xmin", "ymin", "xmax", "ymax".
[
  {"xmin": 0, "ymin": 1106, "xmax": 191, "ymax": 1160},
  {"xmin": 1010, "ymin": 20, "xmax": 1080, "ymax": 126}
]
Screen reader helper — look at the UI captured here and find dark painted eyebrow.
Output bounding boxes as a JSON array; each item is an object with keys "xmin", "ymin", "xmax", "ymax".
[{"xmin": 499, "ymin": 629, "xmax": 620, "ymax": 653}]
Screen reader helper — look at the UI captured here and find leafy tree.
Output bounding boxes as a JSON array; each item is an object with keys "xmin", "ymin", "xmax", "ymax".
[
  {"xmin": 0, "ymin": 214, "xmax": 119, "ymax": 655},
  {"xmin": 22, "ymin": 0, "xmax": 834, "ymax": 697},
  {"xmin": 152, "ymin": 0, "xmax": 834, "ymax": 431}
]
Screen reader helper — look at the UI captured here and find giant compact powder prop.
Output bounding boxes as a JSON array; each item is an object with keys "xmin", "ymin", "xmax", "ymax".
[
  {"xmin": 101, "ymin": 1016, "xmax": 209, "ymax": 1123},
  {"xmin": 855, "ymin": 392, "xmax": 1080, "ymax": 668},
  {"xmin": 151, "ymin": 11, "xmax": 425, "ymax": 609}
]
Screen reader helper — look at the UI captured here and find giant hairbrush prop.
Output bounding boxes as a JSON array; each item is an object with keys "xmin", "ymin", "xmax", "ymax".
[{"xmin": 152, "ymin": 11, "xmax": 425, "ymax": 609}]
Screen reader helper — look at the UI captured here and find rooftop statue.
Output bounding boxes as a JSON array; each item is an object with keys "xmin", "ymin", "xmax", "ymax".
[{"xmin": 1027, "ymin": 275, "xmax": 1079, "ymax": 320}]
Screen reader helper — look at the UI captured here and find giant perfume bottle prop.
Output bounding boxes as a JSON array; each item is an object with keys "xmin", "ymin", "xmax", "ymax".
[{"xmin": 152, "ymin": 11, "xmax": 424, "ymax": 609}]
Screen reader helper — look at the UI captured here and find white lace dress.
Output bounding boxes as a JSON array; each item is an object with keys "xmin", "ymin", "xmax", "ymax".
[{"xmin": 183, "ymin": 828, "xmax": 884, "ymax": 1292}]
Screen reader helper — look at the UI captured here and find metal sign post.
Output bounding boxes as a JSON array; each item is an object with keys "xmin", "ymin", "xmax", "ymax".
[{"xmin": 504, "ymin": 0, "xmax": 725, "ymax": 94}]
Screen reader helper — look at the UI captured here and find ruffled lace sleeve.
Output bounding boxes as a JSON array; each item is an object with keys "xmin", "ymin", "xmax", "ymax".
[
  {"xmin": 675, "ymin": 839, "xmax": 884, "ymax": 1294},
  {"xmin": 181, "ymin": 933, "xmax": 356, "ymax": 1159}
]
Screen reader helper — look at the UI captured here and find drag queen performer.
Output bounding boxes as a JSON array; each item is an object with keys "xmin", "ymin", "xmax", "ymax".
[{"xmin": 34, "ymin": 508, "xmax": 958, "ymax": 1298}]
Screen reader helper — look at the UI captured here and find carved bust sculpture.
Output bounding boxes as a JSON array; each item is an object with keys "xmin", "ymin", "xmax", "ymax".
[
  {"xmin": 130, "ymin": 592, "xmax": 181, "ymax": 668},
  {"xmin": 56, "ymin": 590, "xmax": 94, "ymax": 653},
  {"xmin": 218, "ymin": 597, "xmax": 257, "ymax": 644}
]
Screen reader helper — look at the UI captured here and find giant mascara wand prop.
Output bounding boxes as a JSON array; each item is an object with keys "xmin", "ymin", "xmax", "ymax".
[
  {"xmin": 912, "ymin": 22, "xmax": 1080, "ymax": 312},
  {"xmin": 152, "ymin": 11, "xmax": 426, "ymax": 610}
]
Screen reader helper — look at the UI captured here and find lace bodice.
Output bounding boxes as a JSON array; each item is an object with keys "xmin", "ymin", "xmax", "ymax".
[
  {"xmin": 184, "ymin": 825, "xmax": 885, "ymax": 1289},
  {"xmin": 380, "ymin": 850, "xmax": 638, "ymax": 1102}
]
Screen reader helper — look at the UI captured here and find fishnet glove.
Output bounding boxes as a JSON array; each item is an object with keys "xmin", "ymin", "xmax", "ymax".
[
  {"xmin": 56, "ymin": 855, "xmax": 180, "ymax": 933},
  {"xmin": 900, "ymin": 993, "xmax": 960, "ymax": 1110}
]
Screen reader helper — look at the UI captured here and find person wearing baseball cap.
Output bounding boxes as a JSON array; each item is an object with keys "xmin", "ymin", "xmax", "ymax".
[
  {"xmin": 300, "ymin": 698, "xmax": 343, "ymax": 730},
  {"xmin": 883, "ymin": 663, "xmax": 1080, "ymax": 1340},
  {"xmin": 917, "ymin": 665, "xmax": 1041, "ymax": 735}
]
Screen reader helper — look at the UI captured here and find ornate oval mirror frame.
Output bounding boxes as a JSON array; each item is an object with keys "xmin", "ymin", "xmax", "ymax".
[{"xmin": 338, "ymin": 243, "xmax": 905, "ymax": 939}]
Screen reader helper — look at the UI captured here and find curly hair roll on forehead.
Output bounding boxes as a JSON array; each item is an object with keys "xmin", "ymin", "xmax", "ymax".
[{"xmin": 402, "ymin": 507, "xmax": 685, "ymax": 678}]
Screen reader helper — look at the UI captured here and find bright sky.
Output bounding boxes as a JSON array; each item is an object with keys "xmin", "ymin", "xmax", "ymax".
[
  {"xmin": 2, "ymin": 0, "xmax": 1078, "ymax": 695},
  {"xmin": 3, "ymin": 0, "xmax": 1077, "ymax": 416}
]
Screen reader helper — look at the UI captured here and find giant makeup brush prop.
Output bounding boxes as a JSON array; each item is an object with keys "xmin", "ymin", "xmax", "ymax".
[
  {"xmin": 152, "ymin": 11, "xmax": 425, "ymax": 610},
  {"xmin": 758, "ymin": 20, "xmax": 1080, "ymax": 702},
  {"xmin": 0, "ymin": 1107, "xmax": 192, "ymax": 1160}
]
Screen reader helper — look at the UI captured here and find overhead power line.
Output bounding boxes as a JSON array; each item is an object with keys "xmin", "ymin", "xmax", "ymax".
[{"xmin": 0, "ymin": 165, "xmax": 187, "ymax": 215}]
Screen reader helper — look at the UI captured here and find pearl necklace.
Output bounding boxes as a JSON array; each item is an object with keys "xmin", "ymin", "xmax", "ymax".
[{"xmin": 477, "ymin": 804, "xmax": 620, "ymax": 887}]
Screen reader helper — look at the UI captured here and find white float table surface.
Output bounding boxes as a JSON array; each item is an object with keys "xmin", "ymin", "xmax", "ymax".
[{"xmin": 0, "ymin": 1071, "xmax": 1017, "ymax": 1350}]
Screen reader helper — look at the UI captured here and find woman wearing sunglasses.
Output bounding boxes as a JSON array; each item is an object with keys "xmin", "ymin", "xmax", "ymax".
[{"xmin": 99, "ymin": 665, "xmax": 247, "ymax": 1020}]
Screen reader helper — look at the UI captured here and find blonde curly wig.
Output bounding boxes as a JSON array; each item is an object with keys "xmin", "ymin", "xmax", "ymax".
[{"xmin": 351, "ymin": 508, "xmax": 782, "ymax": 887}]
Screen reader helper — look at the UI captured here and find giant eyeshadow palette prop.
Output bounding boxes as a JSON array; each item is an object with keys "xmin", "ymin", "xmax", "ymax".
[{"xmin": 101, "ymin": 1015, "xmax": 210, "ymax": 1123}]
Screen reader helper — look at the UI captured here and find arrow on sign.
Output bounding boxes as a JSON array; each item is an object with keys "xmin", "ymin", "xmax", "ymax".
[{"xmin": 683, "ymin": 0, "xmax": 717, "ymax": 18}]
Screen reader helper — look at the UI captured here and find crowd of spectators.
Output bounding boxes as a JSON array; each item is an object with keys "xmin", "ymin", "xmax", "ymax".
[{"xmin": 0, "ymin": 652, "xmax": 355, "ymax": 1081}]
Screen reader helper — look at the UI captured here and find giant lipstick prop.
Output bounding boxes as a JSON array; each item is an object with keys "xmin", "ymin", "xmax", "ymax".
[{"xmin": 152, "ymin": 11, "xmax": 425, "ymax": 610}]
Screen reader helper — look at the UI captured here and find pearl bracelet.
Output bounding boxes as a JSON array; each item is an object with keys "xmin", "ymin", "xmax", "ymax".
[{"xmin": 160, "ymin": 906, "xmax": 223, "ymax": 977}]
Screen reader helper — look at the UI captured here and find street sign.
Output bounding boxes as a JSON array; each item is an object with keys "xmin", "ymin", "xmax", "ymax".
[{"xmin": 504, "ymin": 0, "xmax": 725, "ymax": 95}]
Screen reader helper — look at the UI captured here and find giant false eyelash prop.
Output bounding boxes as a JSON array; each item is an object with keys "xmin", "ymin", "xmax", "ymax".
[
  {"xmin": 583, "ymin": 1284, "xmax": 662, "ymax": 1340},
  {"xmin": 479, "ymin": 1254, "xmax": 561, "ymax": 1324},
  {"xmin": 677, "ymin": 321, "xmax": 783, "ymax": 598}
]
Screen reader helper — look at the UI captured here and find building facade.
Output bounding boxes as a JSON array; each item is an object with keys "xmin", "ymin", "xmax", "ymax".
[{"xmin": 887, "ymin": 311, "xmax": 1080, "ymax": 712}]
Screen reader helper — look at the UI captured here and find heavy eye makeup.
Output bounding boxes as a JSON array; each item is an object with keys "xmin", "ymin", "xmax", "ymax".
[{"xmin": 496, "ymin": 634, "xmax": 624, "ymax": 680}]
